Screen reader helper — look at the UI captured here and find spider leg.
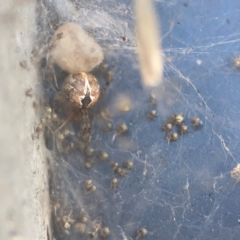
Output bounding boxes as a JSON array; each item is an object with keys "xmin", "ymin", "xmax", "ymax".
[
  {"xmin": 47, "ymin": 62, "xmax": 60, "ymax": 91},
  {"xmin": 45, "ymin": 45, "xmax": 60, "ymax": 91},
  {"xmin": 81, "ymin": 108, "xmax": 92, "ymax": 144},
  {"xmin": 100, "ymin": 60, "xmax": 116, "ymax": 98},
  {"xmin": 53, "ymin": 116, "xmax": 71, "ymax": 134},
  {"xmin": 100, "ymin": 71, "xmax": 113, "ymax": 98}
]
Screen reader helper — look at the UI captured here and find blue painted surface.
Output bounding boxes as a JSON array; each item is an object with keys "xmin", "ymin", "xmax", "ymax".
[{"xmin": 42, "ymin": 0, "xmax": 240, "ymax": 239}]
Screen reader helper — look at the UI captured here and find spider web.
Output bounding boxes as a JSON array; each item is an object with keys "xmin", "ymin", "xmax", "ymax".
[{"xmin": 36, "ymin": 0, "xmax": 240, "ymax": 239}]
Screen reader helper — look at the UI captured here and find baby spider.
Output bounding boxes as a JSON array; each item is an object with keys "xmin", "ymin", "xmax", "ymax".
[
  {"xmin": 85, "ymin": 180, "xmax": 96, "ymax": 193},
  {"xmin": 115, "ymin": 167, "xmax": 128, "ymax": 177},
  {"xmin": 230, "ymin": 164, "xmax": 240, "ymax": 181},
  {"xmin": 80, "ymin": 216, "xmax": 88, "ymax": 223},
  {"xmin": 117, "ymin": 123, "xmax": 128, "ymax": 134},
  {"xmin": 167, "ymin": 132, "xmax": 178, "ymax": 142},
  {"xmin": 59, "ymin": 212, "xmax": 75, "ymax": 234},
  {"xmin": 162, "ymin": 123, "xmax": 173, "ymax": 132},
  {"xmin": 97, "ymin": 151, "xmax": 109, "ymax": 161},
  {"xmin": 170, "ymin": 113, "xmax": 184, "ymax": 125},
  {"xmin": 99, "ymin": 227, "xmax": 110, "ymax": 238},
  {"xmin": 148, "ymin": 110, "xmax": 157, "ymax": 120},
  {"xmin": 85, "ymin": 159, "xmax": 94, "ymax": 169},
  {"xmin": 191, "ymin": 117, "xmax": 202, "ymax": 127},
  {"xmin": 150, "ymin": 93, "xmax": 156, "ymax": 104},
  {"xmin": 103, "ymin": 123, "xmax": 112, "ymax": 132},
  {"xmin": 110, "ymin": 178, "xmax": 118, "ymax": 189},
  {"xmin": 123, "ymin": 160, "xmax": 134, "ymax": 169},
  {"xmin": 110, "ymin": 162, "xmax": 119, "ymax": 171},
  {"xmin": 234, "ymin": 57, "xmax": 240, "ymax": 68},
  {"xmin": 136, "ymin": 227, "xmax": 148, "ymax": 239},
  {"xmin": 85, "ymin": 147, "xmax": 95, "ymax": 157},
  {"xmin": 179, "ymin": 124, "xmax": 188, "ymax": 135}
]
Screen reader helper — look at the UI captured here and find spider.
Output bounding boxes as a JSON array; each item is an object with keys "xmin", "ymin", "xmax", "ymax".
[
  {"xmin": 60, "ymin": 72, "xmax": 101, "ymax": 144},
  {"xmin": 48, "ymin": 67, "xmax": 112, "ymax": 152}
]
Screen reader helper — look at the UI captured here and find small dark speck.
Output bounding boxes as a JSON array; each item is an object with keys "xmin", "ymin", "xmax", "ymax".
[
  {"xmin": 20, "ymin": 60, "xmax": 28, "ymax": 69},
  {"xmin": 178, "ymin": 22, "xmax": 181, "ymax": 25},
  {"xmin": 183, "ymin": 3, "xmax": 188, "ymax": 7},
  {"xmin": 122, "ymin": 35, "xmax": 127, "ymax": 41},
  {"xmin": 226, "ymin": 19, "xmax": 230, "ymax": 24},
  {"xmin": 25, "ymin": 88, "xmax": 33, "ymax": 97},
  {"xmin": 197, "ymin": 89, "xmax": 200, "ymax": 93}
]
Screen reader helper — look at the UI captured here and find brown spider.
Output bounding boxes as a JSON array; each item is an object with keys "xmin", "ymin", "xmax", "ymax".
[
  {"xmin": 62, "ymin": 72, "xmax": 101, "ymax": 144},
  {"xmin": 50, "ymin": 70, "xmax": 112, "ymax": 150}
]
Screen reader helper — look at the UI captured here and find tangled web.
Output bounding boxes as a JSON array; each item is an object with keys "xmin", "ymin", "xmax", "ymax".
[{"xmin": 36, "ymin": 0, "xmax": 240, "ymax": 239}]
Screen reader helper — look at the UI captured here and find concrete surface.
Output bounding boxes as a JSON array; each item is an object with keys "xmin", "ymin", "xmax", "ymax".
[{"xmin": 0, "ymin": 1, "xmax": 50, "ymax": 240}]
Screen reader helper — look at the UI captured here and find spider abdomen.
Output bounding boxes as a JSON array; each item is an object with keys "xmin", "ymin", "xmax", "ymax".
[{"xmin": 62, "ymin": 72, "xmax": 100, "ymax": 108}]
